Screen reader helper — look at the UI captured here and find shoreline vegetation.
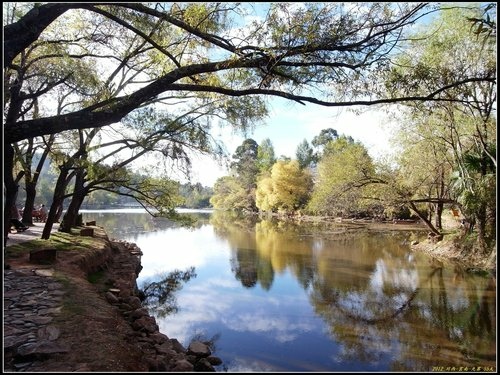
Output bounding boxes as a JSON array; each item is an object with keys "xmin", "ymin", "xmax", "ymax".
[{"xmin": 249, "ymin": 210, "xmax": 496, "ymax": 274}]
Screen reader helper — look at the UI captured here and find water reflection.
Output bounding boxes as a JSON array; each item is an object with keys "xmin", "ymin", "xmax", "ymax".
[
  {"xmin": 82, "ymin": 209, "xmax": 496, "ymax": 372},
  {"xmin": 140, "ymin": 267, "xmax": 197, "ymax": 318}
]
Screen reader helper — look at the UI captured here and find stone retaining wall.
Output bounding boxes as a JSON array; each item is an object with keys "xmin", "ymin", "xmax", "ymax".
[{"xmin": 88, "ymin": 233, "xmax": 222, "ymax": 371}]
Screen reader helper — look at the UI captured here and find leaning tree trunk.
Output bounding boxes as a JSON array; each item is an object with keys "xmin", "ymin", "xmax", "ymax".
[
  {"xmin": 60, "ymin": 189, "xmax": 87, "ymax": 232},
  {"xmin": 59, "ymin": 168, "xmax": 88, "ymax": 232},
  {"xmin": 408, "ymin": 201, "xmax": 442, "ymax": 240},
  {"xmin": 42, "ymin": 166, "xmax": 70, "ymax": 240}
]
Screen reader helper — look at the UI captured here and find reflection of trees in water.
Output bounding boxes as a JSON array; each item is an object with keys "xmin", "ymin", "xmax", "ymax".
[
  {"xmin": 211, "ymin": 213, "xmax": 496, "ymax": 369},
  {"xmin": 309, "ymin": 251, "xmax": 423, "ymax": 367},
  {"xmin": 230, "ymin": 247, "xmax": 274, "ymax": 290},
  {"xmin": 310, "ymin": 259, "xmax": 496, "ymax": 370},
  {"xmin": 81, "ymin": 211, "xmax": 211, "ymax": 240},
  {"xmin": 214, "ymin": 215, "xmax": 415, "ymax": 294},
  {"xmin": 424, "ymin": 267, "xmax": 496, "ymax": 365},
  {"xmin": 210, "ymin": 210, "xmax": 258, "ymax": 239},
  {"xmin": 139, "ymin": 267, "xmax": 197, "ymax": 318}
]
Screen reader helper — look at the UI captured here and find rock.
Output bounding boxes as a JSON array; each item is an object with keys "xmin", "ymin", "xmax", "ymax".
[
  {"xmin": 125, "ymin": 296, "xmax": 142, "ymax": 310},
  {"xmin": 188, "ymin": 341, "xmax": 211, "ymax": 357},
  {"xmin": 170, "ymin": 338, "xmax": 187, "ymax": 353},
  {"xmin": 155, "ymin": 342, "xmax": 174, "ymax": 355},
  {"xmin": 105, "ymin": 291, "xmax": 120, "ymax": 304},
  {"xmin": 80, "ymin": 228, "xmax": 94, "ymax": 237},
  {"xmin": 37, "ymin": 325, "xmax": 61, "ymax": 341},
  {"xmin": 207, "ymin": 356, "xmax": 223, "ymax": 365},
  {"xmin": 15, "ymin": 341, "xmax": 70, "ymax": 359},
  {"xmin": 129, "ymin": 307, "xmax": 150, "ymax": 320},
  {"xmin": 149, "ymin": 332, "xmax": 169, "ymax": 343},
  {"xmin": 194, "ymin": 358, "xmax": 216, "ymax": 372},
  {"xmin": 132, "ymin": 316, "xmax": 159, "ymax": 333},
  {"xmin": 34, "ymin": 268, "xmax": 55, "ymax": 276},
  {"xmin": 171, "ymin": 359, "xmax": 194, "ymax": 372}
]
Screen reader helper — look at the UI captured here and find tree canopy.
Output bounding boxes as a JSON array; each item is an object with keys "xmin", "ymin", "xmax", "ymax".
[
  {"xmin": 3, "ymin": 2, "xmax": 496, "ymax": 247},
  {"xmin": 4, "ymin": 3, "xmax": 495, "ymax": 143}
]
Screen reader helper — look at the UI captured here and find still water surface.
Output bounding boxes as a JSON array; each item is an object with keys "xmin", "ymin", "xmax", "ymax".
[{"xmin": 81, "ymin": 209, "xmax": 496, "ymax": 372}]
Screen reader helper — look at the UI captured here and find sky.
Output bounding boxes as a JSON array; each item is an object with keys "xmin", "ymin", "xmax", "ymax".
[
  {"xmin": 182, "ymin": 3, "xmax": 404, "ymax": 187},
  {"xmin": 92, "ymin": 3, "xmax": 405, "ymax": 188},
  {"xmin": 187, "ymin": 99, "xmax": 398, "ymax": 187}
]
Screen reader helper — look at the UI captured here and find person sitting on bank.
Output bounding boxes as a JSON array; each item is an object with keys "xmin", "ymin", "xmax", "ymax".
[
  {"xmin": 10, "ymin": 205, "xmax": 28, "ymax": 232},
  {"xmin": 39, "ymin": 204, "xmax": 48, "ymax": 221}
]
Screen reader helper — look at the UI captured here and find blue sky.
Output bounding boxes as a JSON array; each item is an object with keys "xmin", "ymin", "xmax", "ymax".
[
  {"xmin": 186, "ymin": 3, "xmax": 409, "ymax": 186},
  {"xmin": 189, "ymin": 99, "xmax": 397, "ymax": 187}
]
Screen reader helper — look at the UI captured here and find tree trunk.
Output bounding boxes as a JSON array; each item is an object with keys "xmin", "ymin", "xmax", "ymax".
[
  {"xmin": 4, "ymin": 144, "xmax": 20, "ymax": 247},
  {"xmin": 4, "ymin": 3, "xmax": 84, "ymax": 67},
  {"xmin": 408, "ymin": 201, "xmax": 442, "ymax": 238},
  {"xmin": 59, "ymin": 168, "xmax": 88, "ymax": 232},
  {"xmin": 475, "ymin": 203, "xmax": 488, "ymax": 254},
  {"xmin": 435, "ymin": 202, "xmax": 443, "ymax": 230},
  {"xmin": 42, "ymin": 166, "xmax": 70, "ymax": 239},
  {"xmin": 60, "ymin": 190, "xmax": 87, "ymax": 232},
  {"xmin": 22, "ymin": 135, "xmax": 54, "ymax": 225},
  {"xmin": 22, "ymin": 181, "xmax": 37, "ymax": 225}
]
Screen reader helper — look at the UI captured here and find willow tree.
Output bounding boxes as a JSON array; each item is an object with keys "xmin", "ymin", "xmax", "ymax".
[{"xmin": 4, "ymin": 3, "xmax": 496, "ymax": 241}]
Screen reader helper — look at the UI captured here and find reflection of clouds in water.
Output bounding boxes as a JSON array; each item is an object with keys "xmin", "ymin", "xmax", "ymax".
[
  {"xmin": 223, "ymin": 312, "xmax": 315, "ymax": 343},
  {"xmin": 157, "ymin": 291, "xmax": 231, "ymax": 344},
  {"xmin": 136, "ymin": 226, "xmax": 229, "ymax": 279},
  {"xmin": 446, "ymin": 284, "xmax": 469, "ymax": 312},
  {"xmin": 225, "ymin": 357, "xmax": 278, "ymax": 372},
  {"xmin": 333, "ymin": 325, "xmax": 396, "ymax": 365},
  {"xmin": 339, "ymin": 258, "xmax": 420, "ymax": 321},
  {"xmin": 370, "ymin": 259, "xmax": 419, "ymax": 293},
  {"xmin": 156, "ymin": 277, "xmax": 315, "ymax": 345}
]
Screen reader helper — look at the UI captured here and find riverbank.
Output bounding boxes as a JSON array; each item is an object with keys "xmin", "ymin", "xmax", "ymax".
[
  {"xmin": 268, "ymin": 212, "xmax": 496, "ymax": 274},
  {"xmin": 4, "ymin": 218, "xmax": 495, "ymax": 372},
  {"xmin": 3, "ymin": 224, "xmax": 221, "ymax": 372}
]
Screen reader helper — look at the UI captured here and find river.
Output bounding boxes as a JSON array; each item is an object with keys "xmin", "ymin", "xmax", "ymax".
[{"xmin": 81, "ymin": 208, "xmax": 496, "ymax": 372}]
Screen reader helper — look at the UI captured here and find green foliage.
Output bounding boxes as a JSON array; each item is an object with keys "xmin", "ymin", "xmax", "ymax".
[
  {"xmin": 210, "ymin": 176, "xmax": 255, "ymax": 211},
  {"xmin": 215, "ymin": 138, "xmax": 261, "ymax": 211},
  {"xmin": 308, "ymin": 136, "xmax": 376, "ymax": 216},
  {"xmin": 230, "ymin": 138, "xmax": 259, "ymax": 185},
  {"xmin": 382, "ymin": 4, "xmax": 496, "ymax": 246},
  {"xmin": 465, "ymin": 3, "xmax": 496, "ymax": 50},
  {"xmin": 312, "ymin": 128, "xmax": 339, "ymax": 149},
  {"xmin": 385, "ymin": 4, "xmax": 496, "ymax": 102},
  {"xmin": 178, "ymin": 182, "xmax": 213, "ymax": 209},
  {"xmin": 295, "ymin": 139, "xmax": 315, "ymax": 169},
  {"xmin": 257, "ymin": 138, "xmax": 276, "ymax": 174},
  {"xmin": 135, "ymin": 177, "xmax": 184, "ymax": 215}
]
